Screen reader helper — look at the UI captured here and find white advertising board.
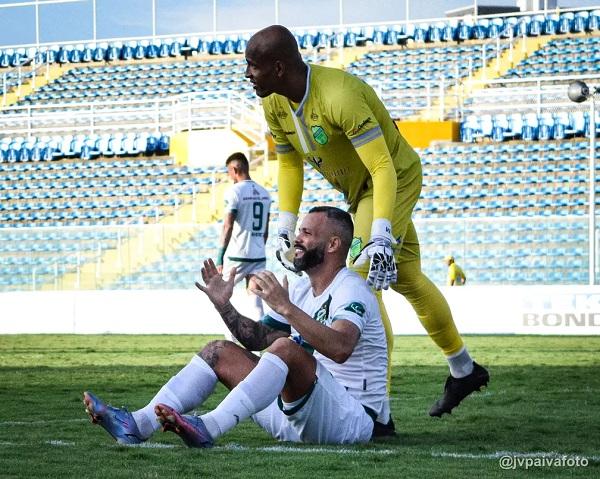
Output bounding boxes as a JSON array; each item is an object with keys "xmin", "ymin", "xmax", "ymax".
[{"xmin": 1, "ymin": 286, "xmax": 600, "ymax": 335}]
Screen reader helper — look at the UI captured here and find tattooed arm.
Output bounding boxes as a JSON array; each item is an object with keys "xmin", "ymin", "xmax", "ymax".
[
  {"xmin": 215, "ymin": 301, "xmax": 288, "ymax": 351},
  {"xmin": 196, "ymin": 259, "xmax": 288, "ymax": 351}
]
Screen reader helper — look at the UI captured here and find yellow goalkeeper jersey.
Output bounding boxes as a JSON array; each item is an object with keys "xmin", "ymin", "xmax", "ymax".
[{"xmin": 263, "ymin": 63, "xmax": 420, "ymax": 215}]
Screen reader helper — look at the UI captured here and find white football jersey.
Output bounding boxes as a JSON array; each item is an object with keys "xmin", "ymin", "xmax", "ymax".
[
  {"xmin": 223, "ymin": 180, "xmax": 272, "ymax": 261},
  {"xmin": 263, "ymin": 268, "xmax": 388, "ymax": 415}
]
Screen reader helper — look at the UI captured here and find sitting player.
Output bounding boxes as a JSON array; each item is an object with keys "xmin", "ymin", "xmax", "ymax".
[{"xmin": 83, "ymin": 206, "xmax": 388, "ymax": 446}]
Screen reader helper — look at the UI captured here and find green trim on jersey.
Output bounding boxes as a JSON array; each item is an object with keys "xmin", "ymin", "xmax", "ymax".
[
  {"xmin": 260, "ymin": 315, "xmax": 292, "ymax": 334},
  {"xmin": 226, "ymin": 256, "xmax": 266, "ymax": 263}
]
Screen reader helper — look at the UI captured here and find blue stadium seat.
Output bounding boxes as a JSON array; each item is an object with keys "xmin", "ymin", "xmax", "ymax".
[
  {"xmin": 158, "ymin": 134, "xmax": 170, "ymax": 152},
  {"xmin": 515, "ymin": 17, "xmax": 529, "ymax": 37},
  {"xmin": 528, "ymin": 14, "xmax": 544, "ymax": 36},
  {"xmin": 144, "ymin": 41, "xmax": 159, "ymax": 59},
  {"xmin": 134, "ymin": 41, "xmax": 146, "ymax": 60},
  {"xmin": 488, "ymin": 17, "xmax": 504, "ymax": 38},
  {"xmin": 558, "ymin": 12, "xmax": 574, "ymax": 34},
  {"xmin": 573, "ymin": 11, "xmax": 589, "ymax": 33},
  {"xmin": 492, "ymin": 113, "xmax": 509, "ymax": 142},
  {"xmin": 81, "ymin": 43, "xmax": 94, "ymax": 62},
  {"xmin": 538, "ymin": 112, "xmax": 554, "ymax": 141},
  {"xmin": 413, "ymin": 23, "xmax": 427, "ymax": 42},
  {"xmin": 472, "ymin": 19, "xmax": 488, "ymax": 39},
  {"xmin": 0, "ymin": 49, "xmax": 10, "ymax": 68},
  {"xmin": 106, "ymin": 42, "xmax": 121, "ymax": 61},
  {"xmin": 590, "ymin": 9, "xmax": 600, "ymax": 31},
  {"xmin": 120, "ymin": 41, "xmax": 134, "ymax": 61},
  {"xmin": 92, "ymin": 42, "xmax": 107, "ymax": 62},
  {"xmin": 158, "ymin": 39, "xmax": 171, "ymax": 58}
]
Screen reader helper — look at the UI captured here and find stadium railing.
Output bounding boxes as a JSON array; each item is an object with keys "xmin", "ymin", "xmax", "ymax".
[{"xmin": 0, "ymin": 214, "xmax": 594, "ymax": 292}]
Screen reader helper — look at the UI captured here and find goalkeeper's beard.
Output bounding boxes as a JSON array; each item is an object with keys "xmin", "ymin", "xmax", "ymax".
[{"xmin": 293, "ymin": 243, "xmax": 325, "ymax": 272}]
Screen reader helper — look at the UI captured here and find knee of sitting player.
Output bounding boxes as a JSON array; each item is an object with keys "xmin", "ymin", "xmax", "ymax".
[
  {"xmin": 199, "ymin": 339, "xmax": 231, "ymax": 365},
  {"xmin": 265, "ymin": 337, "xmax": 296, "ymax": 362}
]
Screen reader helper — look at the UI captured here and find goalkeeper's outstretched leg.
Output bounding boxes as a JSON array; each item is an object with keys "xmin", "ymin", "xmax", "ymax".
[{"xmin": 350, "ymin": 199, "xmax": 489, "ymax": 418}]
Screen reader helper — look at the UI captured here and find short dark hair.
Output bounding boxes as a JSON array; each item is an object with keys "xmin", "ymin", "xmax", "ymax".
[
  {"xmin": 308, "ymin": 206, "xmax": 354, "ymax": 252},
  {"xmin": 225, "ymin": 152, "xmax": 249, "ymax": 173}
]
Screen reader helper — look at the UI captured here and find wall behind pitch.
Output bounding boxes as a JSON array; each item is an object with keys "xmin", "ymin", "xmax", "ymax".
[{"xmin": 1, "ymin": 286, "xmax": 600, "ymax": 335}]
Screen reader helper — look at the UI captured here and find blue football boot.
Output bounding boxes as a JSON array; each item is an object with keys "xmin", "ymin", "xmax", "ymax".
[
  {"xmin": 83, "ymin": 391, "xmax": 145, "ymax": 445},
  {"xmin": 154, "ymin": 403, "xmax": 214, "ymax": 448}
]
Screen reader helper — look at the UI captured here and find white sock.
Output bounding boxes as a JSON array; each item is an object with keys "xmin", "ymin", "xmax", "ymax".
[
  {"xmin": 132, "ymin": 355, "xmax": 217, "ymax": 439},
  {"xmin": 248, "ymin": 292, "xmax": 264, "ymax": 320},
  {"xmin": 447, "ymin": 347, "xmax": 474, "ymax": 378},
  {"xmin": 376, "ymin": 396, "xmax": 391, "ymax": 424},
  {"xmin": 201, "ymin": 352, "xmax": 288, "ymax": 439}
]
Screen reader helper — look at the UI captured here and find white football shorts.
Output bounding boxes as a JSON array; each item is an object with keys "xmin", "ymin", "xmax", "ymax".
[
  {"xmin": 251, "ymin": 361, "xmax": 374, "ymax": 444},
  {"xmin": 223, "ymin": 259, "xmax": 266, "ymax": 286}
]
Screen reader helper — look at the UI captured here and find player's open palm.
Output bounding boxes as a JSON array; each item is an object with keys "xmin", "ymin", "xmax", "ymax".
[
  {"xmin": 251, "ymin": 272, "xmax": 291, "ymax": 316},
  {"xmin": 195, "ymin": 259, "xmax": 235, "ymax": 309}
]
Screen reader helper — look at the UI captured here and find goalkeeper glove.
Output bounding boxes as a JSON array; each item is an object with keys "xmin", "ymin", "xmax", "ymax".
[
  {"xmin": 353, "ymin": 218, "xmax": 397, "ymax": 290},
  {"xmin": 276, "ymin": 211, "xmax": 301, "ymax": 275}
]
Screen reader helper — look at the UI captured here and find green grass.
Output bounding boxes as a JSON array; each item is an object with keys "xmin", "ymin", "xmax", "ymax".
[{"xmin": 1, "ymin": 335, "xmax": 599, "ymax": 478}]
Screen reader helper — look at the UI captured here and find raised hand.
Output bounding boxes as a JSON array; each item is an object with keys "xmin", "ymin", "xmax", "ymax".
[
  {"xmin": 250, "ymin": 272, "xmax": 292, "ymax": 316},
  {"xmin": 195, "ymin": 259, "xmax": 236, "ymax": 310}
]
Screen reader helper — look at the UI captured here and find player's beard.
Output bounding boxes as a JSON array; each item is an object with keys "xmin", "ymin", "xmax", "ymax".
[{"xmin": 293, "ymin": 243, "xmax": 326, "ymax": 272}]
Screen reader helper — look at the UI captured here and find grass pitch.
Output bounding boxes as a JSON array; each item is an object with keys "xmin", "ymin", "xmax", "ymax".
[{"xmin": 0, "ymin": 335, "xmax": 599, "ymax": 478}]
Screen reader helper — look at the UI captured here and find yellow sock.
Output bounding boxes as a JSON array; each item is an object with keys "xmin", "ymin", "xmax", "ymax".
[
  {"xmin": 392, "ymin": 260, "xmax": 464, "ymax": 356},
  {"xmin": 374, "ymin": 290, "xmax": 394, "ymax": 391}
]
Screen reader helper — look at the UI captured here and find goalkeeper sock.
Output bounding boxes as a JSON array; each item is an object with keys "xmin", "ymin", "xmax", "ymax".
[
  {"xmin": 201, "ymin": 352, "xmax": 288, "ymax": 439},
  {"xmin": 446, "ymin": 347, "xmax": 474, "ymax": 378},
  {"xmin": 132, "ymin": 355, "xmax": 217, "ymax": 439}
]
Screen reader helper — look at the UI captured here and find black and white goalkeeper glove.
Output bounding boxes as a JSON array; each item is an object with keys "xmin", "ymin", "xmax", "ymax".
[
  {"xmin": 275, "ymin": 212, "xmax": 301, "ymax": 275},
  {"xmin": 353, "ymin": 219, "xmax": 397, "ymax": 290}
]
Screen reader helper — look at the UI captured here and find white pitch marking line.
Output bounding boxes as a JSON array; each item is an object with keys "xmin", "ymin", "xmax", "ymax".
[
  {"xmin": 432, "ymin": 451, "xmax": 600, "ymax": 462},
  {"xmin": 222, "ymin": 444, "xmax": 395, "ymax": 455},
  {"xmin": 0, "ymin": 419, "xmax": 87, "ymax": 426},
  {"xmin": 46, "ymin": 440, "xmax": 75, "ymax": 446}
]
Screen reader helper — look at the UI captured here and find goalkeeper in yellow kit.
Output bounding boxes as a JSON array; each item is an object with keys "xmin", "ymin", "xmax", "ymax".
[{"xmin": 244, "ymin": 25, "xmax": 489, "ymax": 431}]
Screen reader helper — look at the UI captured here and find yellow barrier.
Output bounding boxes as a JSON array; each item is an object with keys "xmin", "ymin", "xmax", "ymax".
[{"xmin": 396, "ymin": 120, "xmax": 460, "ymax": 148}]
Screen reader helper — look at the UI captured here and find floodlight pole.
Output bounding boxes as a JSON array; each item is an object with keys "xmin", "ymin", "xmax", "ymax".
[{"xmin": 589, "ymin": 94, "xmax": 596, "ymax": 285}]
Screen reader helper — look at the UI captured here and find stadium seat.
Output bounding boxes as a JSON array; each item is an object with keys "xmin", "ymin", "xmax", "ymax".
[
  {"xmin": 488, "ymin": 17, "xmax": 504, "ymax": 38},
  {"xmin": 0, "ymin": 49, "xmax": 10, "ymax": 68},
  {"xmin": 558, "ymin": 12, "xmax": 574, "ymax": 34},
  {"xmin": 589, "ymin": 10, "xmax": 600, "ymax": 31},
  {"xmin": 538, "ymin": 112, "xmax": 554, "ymax": 141},
  {"xmin": 528, "ymin": 14, "xmax": 544, "ymax": 36},
  {"xmin": 106, "ymin": 42, "xmax": 121, "ymax": 61},
  {"xmin": 573, "ymin": 11, "xmax": 589, "ymax": 33}
]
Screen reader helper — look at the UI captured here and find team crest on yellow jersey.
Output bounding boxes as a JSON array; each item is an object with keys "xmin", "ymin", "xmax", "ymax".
[
  {"xmin": 349, "ymin": 237, "xmax": 362, "ymax": 262},
  {"xmin": 311, "ymin": 125, "xmax": 328, "ymax": 145}
]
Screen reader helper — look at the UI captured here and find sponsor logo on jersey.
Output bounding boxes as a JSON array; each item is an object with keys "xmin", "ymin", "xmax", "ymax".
[
  {"xmin": 344, "ymin": 301, "xmax": 366, "ymax": 317},
  {"xmin": 349, "ymin": 117, "xmax": 372, "ymax": 136},
  {"xmin": 306, "ymin": 155, "xmax": 323, "ymax": 169},
  {"xmin": 311, "ymin": 125, "xmax": 329, "ymax": 145},
  {"xmin": 310, "ymin": 110, "xmax": 319, "ymax": 121},
  {"xmin": 313, "ymin": 295, "xmax": 332, "ymax": 325}
]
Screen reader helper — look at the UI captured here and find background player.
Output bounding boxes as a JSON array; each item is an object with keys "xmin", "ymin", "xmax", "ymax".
[
  {"xmin": 244, "ymin": 25, "xmax": 489, "ymax": 425},
  {"xmin": 216, "ymin": 152, "xmax": 272, "ymax": 320},
  {"xmin": 445, "ymin": 255, "xmax": 467, "ymax": 286}
]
